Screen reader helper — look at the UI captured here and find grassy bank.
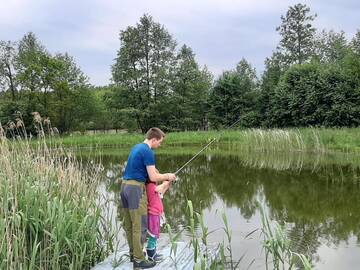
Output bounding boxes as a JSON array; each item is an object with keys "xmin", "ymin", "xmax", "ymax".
[
  {"xmin": 0, "ymin": 139, "xmax": 114, "ymax": 269},
  {"xmin": 49, "ymin": 128, "xmax": 360, "ymax": 153}
]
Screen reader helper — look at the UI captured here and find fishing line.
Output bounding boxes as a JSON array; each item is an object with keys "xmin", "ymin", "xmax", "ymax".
[{"xmin": 174, "ymin": 118, "xmax": 242, "ymax": 176}]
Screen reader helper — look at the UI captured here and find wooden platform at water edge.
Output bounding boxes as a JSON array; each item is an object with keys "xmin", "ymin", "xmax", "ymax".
[{"xmin": 92, "ymin": 238, "xmax": 220, "ymax": 270}]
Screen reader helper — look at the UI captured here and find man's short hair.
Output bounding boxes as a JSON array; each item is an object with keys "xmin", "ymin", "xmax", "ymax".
[{"xmin": 146, "ymin": 127, "xmax": 165, "ymax": 140}]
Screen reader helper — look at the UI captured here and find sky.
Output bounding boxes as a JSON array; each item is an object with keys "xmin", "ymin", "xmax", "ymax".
[{"xmin": 0, "ymin": 0, "xmax": 359, "ymax": 86}]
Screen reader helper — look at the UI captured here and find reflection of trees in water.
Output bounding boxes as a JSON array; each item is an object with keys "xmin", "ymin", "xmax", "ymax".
[
  {"xmin": 208, "ymin": 155, "xmax": 260, "ymax": 219},
  {"xmin": 256, "ymin": 167, "xmax": 360, "ymax": 266},
  {"xmin": 287, "ymin": 222, "xmax": 322, "ymax": 267},
  {"xmin": 176, "ymin": 154, "xmax": 360, "ymax": 266},
  {"xmin": 261, "ymin": 169, "xmax": 360, "ymax": 241},
  {"xmin": 159, "ymin": 155, "xmax": 217, "ymax": 230},
  {"xmin": 97, "ymin": 150, "xmax": 360, "ymax": 266},
  {"xmin": 241, "ymin": 151, "xmax": 308, "ymax": 171}
]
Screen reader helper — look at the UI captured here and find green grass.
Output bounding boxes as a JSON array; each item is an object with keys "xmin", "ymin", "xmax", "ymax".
[{"xmin": 40, "ymin": 128, "xmax": 360, "ymax": 153}]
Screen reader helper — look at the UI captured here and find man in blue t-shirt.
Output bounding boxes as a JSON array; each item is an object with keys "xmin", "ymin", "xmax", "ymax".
[{"xmin": 120, "ymin": 127, "xmax": 176, "ymax": 269}]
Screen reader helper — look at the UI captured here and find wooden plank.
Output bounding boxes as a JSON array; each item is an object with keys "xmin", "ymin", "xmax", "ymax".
[{"xmin": 92, "ymin": 241, "xmax": 220, "ymax": 270}]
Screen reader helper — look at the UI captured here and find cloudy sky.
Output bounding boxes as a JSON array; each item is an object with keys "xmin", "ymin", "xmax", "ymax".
[{"xmin": 1, "ymin": 0, "xmax": 359, "ymax": 86}]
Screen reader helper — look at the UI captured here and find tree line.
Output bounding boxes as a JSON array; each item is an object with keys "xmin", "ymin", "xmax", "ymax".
[
  {"xmin": 1, "ymin": 3, "xmax": 359, "ymax": 136},
  {"xmin": 0, "ymin": 33, "xmax": 100, "ymax": 135}
]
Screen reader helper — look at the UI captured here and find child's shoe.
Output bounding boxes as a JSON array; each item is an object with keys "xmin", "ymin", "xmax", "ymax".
[{"xmin": 146, "ymin": 248, "xmax": 163, "ymax": 262}]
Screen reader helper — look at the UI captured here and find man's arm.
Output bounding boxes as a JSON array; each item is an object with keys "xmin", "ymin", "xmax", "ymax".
[{"xmin": 147, "ymin": 165, "xmax": 176, "ymax": 182}]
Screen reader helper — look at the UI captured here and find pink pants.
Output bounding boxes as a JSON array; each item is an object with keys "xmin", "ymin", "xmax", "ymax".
[{"xmin": 148, "ymin": 214, "xmax": 160, "ymax": 238}]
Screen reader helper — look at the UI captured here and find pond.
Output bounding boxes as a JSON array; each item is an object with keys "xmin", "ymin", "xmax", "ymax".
[{"xmin": 81, "ymin": 145, "xmax": 360, "ymax": 269}]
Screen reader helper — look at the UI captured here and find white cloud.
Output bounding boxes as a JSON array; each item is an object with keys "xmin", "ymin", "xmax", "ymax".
[
  {"xmin": 0, "ymin": 0, "xmax": 359, "ymax": 85},
  {"xmin": 0, "ymin": 1, "xmax": 29, "ymax": 25}
]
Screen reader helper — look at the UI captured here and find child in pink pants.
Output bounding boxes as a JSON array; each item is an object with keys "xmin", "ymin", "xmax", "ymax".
[{"xmin": 145, "ymin": 180, "xmax": 171, "ymax": 261}]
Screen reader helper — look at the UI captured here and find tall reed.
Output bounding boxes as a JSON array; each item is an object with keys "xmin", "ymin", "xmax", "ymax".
[
  {"xmin": 0, "ymin": 119, "xmax": 115, "ymax": 269},
  {"xmin": 183, "ymin": 201, "xmax": 249, "ymax": 269},
  {"xmin": 241, "ymin": 128, "xmax": 325, "ymax": 153},
  {"xmin": 259, "ymin": 204, "xmax": 313, "ymax": 270},
  {"xmin": 166, "ymin": 223, "xmax": 182, "ymax": 269},
  {"xmin": 186, "ymin": 200, "xmax": 217, "ymax": 270}
]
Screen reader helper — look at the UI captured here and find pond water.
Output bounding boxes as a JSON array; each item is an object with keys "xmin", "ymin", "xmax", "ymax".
[{"xmin": 82, "ymin": 146, "xmax": 360, "ymax": 269}]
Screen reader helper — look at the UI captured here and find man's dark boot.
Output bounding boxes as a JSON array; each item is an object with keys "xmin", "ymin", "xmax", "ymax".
[{"xmin": 133, "ymin": 259, "xmax": 156, "ymax": 269}]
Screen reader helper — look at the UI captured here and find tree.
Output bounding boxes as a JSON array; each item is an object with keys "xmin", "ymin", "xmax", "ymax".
[
  {"xmin": 51, "ymin": 53, "xmax": 92, "ymax": 132},
  {"xmin": 270, "ymin": 63, "xmax": 324, "ymax": 127},
  {"xmin": 321, "ymin": 64, "xmax": 360, "ymax": 127},
  {"xmin": 276, "ymin": 3, "xmax": 317, "ymax": 65},
  {"xmin": 170, "ymin": 45, "xmax": 212, "ymax": 130},
  {"xmin": 16, "ymin": 32, "xmax": 49, "ymax": 93},
  {"xmin": 14, "ymin": 32, "xmax": 51, "ymax": 130},
  {"xmin": 258, "ymin": 52, "xmax": 283, "ymax": 127},
  {"xmin": 0, "ymin": 41, "xmax": 17, "ymax": 100},
  {"xmin": 0, "ymin": 32, "xmax": 100, "ymax": 134},
  {"xmin": 350, "ymin": 30, "xmax": 360, "ymax": 55},
  {"xmin": 112, "ymin": 14, "xmax": 177, "ymax": 132},
  {"xmin": 104, "ymin": 84, "xmax": 139, "ymax": 130},
  {"xmin": 53, "ymin": 53, "xmax": 88, "ymax": 88},
  {"xmin": 0, "ymin": 41, "xmax": 23, "ymax": 127},
  {"xmin": 314, "ymin": 30, "xmax": 349, "ymax": 63},
  {"xmin": 269, "ymin": 63, "xmax": 360, "ymax": 127},
  {"xmin": 208, "ymin": 58, "xmax": 258, "ymax": 128}
]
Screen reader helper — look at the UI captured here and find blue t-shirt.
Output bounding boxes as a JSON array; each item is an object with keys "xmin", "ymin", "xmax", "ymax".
[{"xmin": 123, "ymin": 143, "xmax": 155, "ymax": 182}]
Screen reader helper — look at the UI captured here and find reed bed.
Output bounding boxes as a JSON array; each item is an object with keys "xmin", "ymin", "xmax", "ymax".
[
  {"xmin": 241, "ymin": 129, "xmax": 306, "ymax": 153},
  {"xmin": 41, "ymin": 128, "xmax": 360, "ymax": 154},
  {"xmin": 0, "ymin": 137, "xmax": 114, "ymax": 269},
  {"xmin": 166, "ymin": 200, "xmax": 315, "ymax": 269}
]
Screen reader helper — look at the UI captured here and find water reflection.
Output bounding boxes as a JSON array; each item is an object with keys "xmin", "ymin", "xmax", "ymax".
[{"xmin": 80, "ymin": 148, "xmax": 360, "ymax": 269}]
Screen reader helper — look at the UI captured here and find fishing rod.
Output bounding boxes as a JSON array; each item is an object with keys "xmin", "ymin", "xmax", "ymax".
[{"xmin": 174, "ymin": 118, "xmax": 242, "ymax": 176}]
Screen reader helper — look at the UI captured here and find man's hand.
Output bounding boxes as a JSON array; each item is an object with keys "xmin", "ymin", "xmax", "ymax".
[
  {"xmin": 166, "ymin": 173, "xmax": 176, "ymax": 181},
  {"xmin": 156, "ymin": 179, "xmax": 172, "ymax": 193}
]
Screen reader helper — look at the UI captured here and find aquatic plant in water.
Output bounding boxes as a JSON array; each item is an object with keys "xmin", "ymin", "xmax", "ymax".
[{"xmin": 259, "ymin": 203, "xmax": 313, "ymax": 270}]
